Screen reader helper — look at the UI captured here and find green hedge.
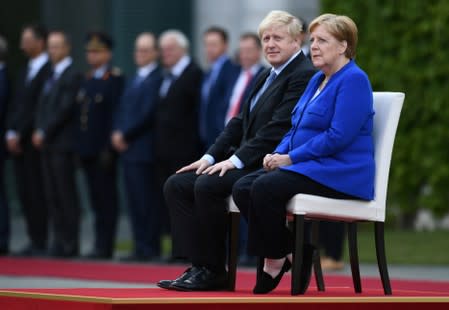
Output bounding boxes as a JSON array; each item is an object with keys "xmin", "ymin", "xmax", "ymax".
[{"xmin": 321, "ymin": 0, "xmax": 449, "ymax": 217}]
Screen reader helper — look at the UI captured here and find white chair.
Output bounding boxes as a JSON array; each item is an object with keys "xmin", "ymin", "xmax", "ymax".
[
  {"xmin": 287, "ymin": 91, "xmax": 404, "ymax": 295},
  {"xmin": 227, "ymin": 91, "xmax": 404, "ymax": 295}
]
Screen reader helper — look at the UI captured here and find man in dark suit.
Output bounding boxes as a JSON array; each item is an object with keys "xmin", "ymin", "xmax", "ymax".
[
  {"xmin": 112, "ymin": 32, "xmax": 162, "ymax": 262},
  {"xmin": 33, "ymin": 30, "xmax": 81, "ymax": 258},
  {"xmin": 224, "ymin": 32, "xmax": 265, "ymax": 266},
  {"xmin": 224, "ymin": 32, "xmax": 265, "ymax": 125},
  {"xmin": 0, "ymin": 35, "xmax": 10, "ymax": 255},
  {"xmin": 199, "ymin": 26, "xmax": 239, "ymax": 149},
  {"xmin": 154, "ymin": 30, "xmax": 203, "ymax": 251},
  {"xmin": 5, "ymin": 24, "xmax": 51, "ymax": 256},
  {"xmin": 159, "ymin": 10, "xmax": 316, "ymax": 291},
  {"xmin": 75, "ymin": 32, "xmax": 125, "ymax": 260}
]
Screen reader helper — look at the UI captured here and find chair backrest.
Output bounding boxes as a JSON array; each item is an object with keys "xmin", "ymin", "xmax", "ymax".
[{"xmin": 371, "ymin": 92, "xmax": 404, "ymax": 220}]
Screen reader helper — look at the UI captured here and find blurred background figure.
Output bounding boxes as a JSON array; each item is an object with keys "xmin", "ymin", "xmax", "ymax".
[
  {"xmin": 225, "ymin": 32, "xmax": 266, "ymax": 266},
  {"xmin": 225, "ymin": 32, "xmax": 265, "ymax": 125},
  {"xmin": 154, "ymin": 29, "xmax": 203, "ymax": 259},
  {"xmin": 198, "ymin": 26, "xmax": 239, "ymax": 149},
  {"xmin": 33, "ymin": 30, "xmax": 81, "ymax": 258},
  {"xmin": 320, "ymin": 222, "xmax": 345, "ymax": 271},
  {"xmin": 5, "ymin": 24, "xmax": 51, "ymax": 257},
  {"xmin": 112, "ymin": 32, "xmax": 162, "ymax": 262},
  {"xmin": 75, "ymin": 32, "xmax": 125, "ymax": 260},
  {"xmin": 0, "ymin": 35, "xmax": 10, "ymax": 256}
]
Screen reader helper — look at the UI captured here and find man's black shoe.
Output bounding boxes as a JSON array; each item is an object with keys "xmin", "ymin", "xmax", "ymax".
[
  {"xmin": 14, "ymin": 244, "xmax": 47, "ymax": 257},
  {"xmin": 170, "ymin": 267, "xmax": 227, "ymax": 291},
  {"xmin": 119, "ymin": 254, "xmax": 154, "ymax": 263},
  {"xmin": 253, "ymin": 258, "xmax": 291, "ymax": 294},
  {"xmin": 157, "ymin": 266, "xmax": 200, "ymax": 290},
  {"xmin": 83, "ymin": 250, "xmax": 112, "ymax": 260}
]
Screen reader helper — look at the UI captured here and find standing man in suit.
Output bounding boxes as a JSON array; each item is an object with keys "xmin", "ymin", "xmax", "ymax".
[
  {"xmin": 112, "ymin": 32, "xmax": 162, "ymax": 262},
  {"xmin": 155, "ymin": 30, "xmax": 203, "ymax": 252},
  {"xmin": 5, "ymin": 24, "xmax": 50, "ymax": 256},
  {"xmin": 76, "ymin": 32, "xmax": 125, "ymax": 259},
  {"xmin": 0, "ymin": 35, "xmax": 10, "ymax": 255},
  {"xmin": 224, "ymin": 32, "xmax": 265, "ymax": 125},
  {"xmin": 199, "ymin": 26, "xmax": 239, "ymax": 149},
  {"xmin": 33, "ymin": 30, "xmax": 81, "ymax": 258},
  {"xmin": 158, "ymin": 10, "xmax": 316, "ymax": 291}
]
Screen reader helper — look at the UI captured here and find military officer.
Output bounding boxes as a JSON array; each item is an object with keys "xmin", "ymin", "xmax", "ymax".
[{"xmin": 76, "ymin": 32, "xmax": 125, "ymax": 259}]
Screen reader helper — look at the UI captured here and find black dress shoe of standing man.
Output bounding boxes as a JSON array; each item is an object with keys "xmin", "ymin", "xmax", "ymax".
[
  {"xmin": 170, "ymin": 266, "xmax": 228, "ymax": 291},
  {"xmin": 157, "ymin": 266, "xmax": 200, "ymax": 290}
]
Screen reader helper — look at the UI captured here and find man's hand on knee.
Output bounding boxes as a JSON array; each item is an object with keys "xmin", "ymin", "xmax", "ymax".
[
  {"xmin": 202, "ymin": 159, "xmax": 236, "ymax": 177},
  {"xmin": 176, "ymin": 159, "xmax": 211, "ymax": 175}
]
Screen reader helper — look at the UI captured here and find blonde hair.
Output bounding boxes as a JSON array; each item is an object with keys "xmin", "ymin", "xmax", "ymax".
[
  {"xmin": 309, "ymin": 13, "xmax": 358, "ymax": 59},
  {"xmin": 258, "ymin": 10, "xmax": 304, "ymax": 39}
]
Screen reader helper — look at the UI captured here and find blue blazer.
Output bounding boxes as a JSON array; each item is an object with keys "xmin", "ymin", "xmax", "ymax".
[
  {"xmin": 200, "ymin": 58, "xmax": 240, "ymax": 148},
  {"xmin": 275, "ymin": 60, "xmax": 375, "ymax": 200},
  {"xmin": 114, "ymin": 67, "xmax": 162, "ymax": 163}
]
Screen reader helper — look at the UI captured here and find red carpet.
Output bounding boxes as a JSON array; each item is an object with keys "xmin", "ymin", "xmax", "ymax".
[{"xmin": 1, "ymin": 257, "xmax": 448, "ymax": 309}]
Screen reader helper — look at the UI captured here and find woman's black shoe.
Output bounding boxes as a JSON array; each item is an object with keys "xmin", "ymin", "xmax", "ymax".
[{"xmin": 253, "ymin": 258, "xmax": 292, "ymax": 294}]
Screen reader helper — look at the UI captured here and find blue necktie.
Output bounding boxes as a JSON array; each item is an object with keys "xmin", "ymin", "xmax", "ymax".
[
  {"xmin": 42, "ymin": 70, "xmax": 56, "ymax": 95},
  {"xmin": 250, "ymin": 70, "xmax": 277, "ymax": 111},
  {"xmin": 132, "ymin": 75, "xmax": 144, "ymax": 88}
]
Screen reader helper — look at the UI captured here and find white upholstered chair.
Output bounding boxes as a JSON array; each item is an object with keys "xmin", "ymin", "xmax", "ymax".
[{"xmin": 227, "ymin": 92, "xmax": 404, "ymax": 295}]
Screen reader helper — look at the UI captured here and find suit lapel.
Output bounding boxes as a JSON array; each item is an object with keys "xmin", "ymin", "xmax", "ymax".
[{"xmin": 246, "ymin": 53, "xmax": 303, "ymax": 128}]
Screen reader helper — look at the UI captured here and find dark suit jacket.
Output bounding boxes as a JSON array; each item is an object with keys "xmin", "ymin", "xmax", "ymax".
[
  {"xmin": 114, "ymin": 66, "xmax": 162, "ymax": 163},
  {"xmin": 155, "ymin": 60, "xmax": 203, "ymax": 162},
  {"xmin": 35, "ymin": 64, "xmax": 81, "ymax": 152},
  {"xmin": 75, "ymin": 66, "xmax": 125, "ymax": 158},
  {"xmin": 7, "ymin": 61, "xmax": 52, "ymax": 144},
  {"xmin": 0, "ymin": 67, "xmax": 9, "ymax": 158},
  {"xmin": 207, "ymin": 52, "xmax": 316, "ymax": 169},
  {"xmin": 200, "ymin": 57, "xmax": 240, "ymax": 148}
]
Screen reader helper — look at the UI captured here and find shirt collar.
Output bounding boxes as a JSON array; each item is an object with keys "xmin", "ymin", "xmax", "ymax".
[
  {"xmin": 28, "ymin": 52, "xmax": 49, "ymax": 71},
  {"xmin": 246, "ymin": 63, "xmax": 263, "ymax": 76},
  {"xmin": 272, "ymin": 49, "xmax": 301, "ymax": 76},
  {"xmin": 170, "ymin": 55, "xmax": 190, "ymax": 77},
  {"xmin": 210, "ymin": 54, "xmax": 228, "ymax": 72},
  {"xmin": 53, "ymin": 56, "xmax": 73, "ymax": 79},
  {"xmin": 93, "ymin": 64, "xmax": 109, "ymax": 79},
  {"xmin": 137, "ymin": 62, "xmax": 157, "ymax": 78}
]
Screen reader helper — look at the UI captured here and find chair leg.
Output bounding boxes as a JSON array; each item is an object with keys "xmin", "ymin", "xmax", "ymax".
[
  {"xmin": 311, "ymin": 221, "xmax": 325, "ymax": 291},
  {"xmin": 374, "ymin": 222, "xmax": 392, "ymax": 295},
  {"xmin": 291, "ymin": 214, "xmax": 305, "ymax": 295},
  {"xmin": 348, "ymin": 222, "xmax": 362, "ymax": 293},
  {"xmin": 227, "ymin": 212, "xmax": 240, "ymax": 291}
]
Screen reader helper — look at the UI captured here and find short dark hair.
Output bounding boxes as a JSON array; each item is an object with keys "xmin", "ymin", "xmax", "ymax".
[
  {"xmin": 240, "ymin": 32, "xmax": 261, "ymax": 49},
  {"xmin": 49, "ymin": 30, "xmax": 72, "ymax": 47},
  {"xmin": 204, "ymin": 26, "xmax": 228, "ymax": 43},
  {"xmin": 23, "ymin": 23, "xmax": 48, "ymax": 42}
]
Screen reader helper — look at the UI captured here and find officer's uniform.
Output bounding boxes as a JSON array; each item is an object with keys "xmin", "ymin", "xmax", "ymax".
[{"xmin": 75, "ymin": 33, "xmax": 125, "ymax": 259}]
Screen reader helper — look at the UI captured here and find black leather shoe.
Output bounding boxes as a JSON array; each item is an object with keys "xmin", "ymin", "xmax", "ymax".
[
  {"xmin": 298, "ymin": 244, "xmax": 316, "ymax": 294},
  {"xmin": 119, "ymin": 254, "xmax": 153, "ymax": 263},
  {"xmin": 253, "ymin": 258, "xmax": 291, "ymax": 294},
  {"xmin": 14, "ymin": 244, "xmax": 47, "ymax": 257},
  {"xmin": 157, "ymin": 266, "xmax": 199, "ymax": 290},
  {"xmin": 170, "ymin": 266, "xmax": 228, "ymax": 291},
  {"xmin": 83, "ymin": 250, "xmax": 112, "ymax": 260}
]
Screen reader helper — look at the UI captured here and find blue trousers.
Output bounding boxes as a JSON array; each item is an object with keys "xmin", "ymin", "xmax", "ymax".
[{"xmin": 123, "ymin": 161, "xmax": 160, "ymax": 257}]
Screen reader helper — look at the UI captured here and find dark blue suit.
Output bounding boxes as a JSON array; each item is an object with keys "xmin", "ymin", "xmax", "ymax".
[
  {"xmin": 0, "ymin": 66, "xmax": 10, "ymax": 253},
  {"xmin": 199, "ymin": 57, "xmax": 239, "ymax": 148},
  {"xmin": 75, "ymin": 66, "xmax": 125, "ymax": 257},
  {"xmin": 114, "ymin": 66, "xmax": 162, "ymax": 258}
]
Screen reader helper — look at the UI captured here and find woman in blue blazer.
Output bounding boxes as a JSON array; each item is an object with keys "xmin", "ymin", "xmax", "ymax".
[{"xmin": 232, "ymin": 14, "xmax": 374, "ymax": 294}]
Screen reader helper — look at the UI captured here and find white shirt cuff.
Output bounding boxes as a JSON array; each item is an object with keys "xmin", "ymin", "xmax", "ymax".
[
  {"xmin": 229, "ymin": 154, "xmax": 244, "ymax": 169},
  {"xmin": 201, "ymin": 154, "xmax": 215, "ymax": 165}
]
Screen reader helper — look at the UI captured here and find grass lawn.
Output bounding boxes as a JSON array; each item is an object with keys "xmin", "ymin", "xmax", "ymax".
[
  {"xmin": 344, "ymin": 224, "xmax": 449, "ymax": 265},
  {"xmin": 116, "ymin": 226, "xmax": 449, "ymax": 266}
]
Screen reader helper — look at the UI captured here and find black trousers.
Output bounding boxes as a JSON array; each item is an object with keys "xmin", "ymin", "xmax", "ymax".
[
  {"xmin": 42, "ymin": 150, "xmax": 80, "ymax": 254},
  {"xmin": 164, "ymin": 168, "xmax": 254, "ymax": 272},
  {"xmin": 232, "ymin": 169, "xmax": 355, "ymax": 259},
  {"xmin": 80, "ymin": 156, "xmax": 118, "ymax": 256},
  {"xmin": 13, "ymin": 142, "xmax": 48, "ymax": 249},
  {"xmin": 319, "ymin": 221, "xmax": 345, "ymax": 261}
]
